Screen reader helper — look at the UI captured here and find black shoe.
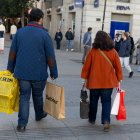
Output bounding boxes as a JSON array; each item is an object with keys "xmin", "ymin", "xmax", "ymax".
[
  {"xmin": 36, "ymin": 112, "xmax": 47, "ymax": 121},
  {"xmin": 88, "ymin": 119, "xmax": 95, "ymax": 125},
  {"xmin": 129, "ymin": 71, "xmax": 134, "ymax": 78},
  {"xmin": 17, "ymin": 125, "xmax": 26, "ymax": 132}
]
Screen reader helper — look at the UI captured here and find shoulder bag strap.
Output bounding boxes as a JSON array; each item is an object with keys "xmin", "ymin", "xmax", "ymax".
[{"xmin": 98, "ymin": 49, "xmax": 113, "ymax": 68}]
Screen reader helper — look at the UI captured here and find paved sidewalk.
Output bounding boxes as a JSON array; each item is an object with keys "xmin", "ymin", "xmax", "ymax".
[{"xmin": 0, "ymin": 37, "xmax": 140, "ymax": 139}]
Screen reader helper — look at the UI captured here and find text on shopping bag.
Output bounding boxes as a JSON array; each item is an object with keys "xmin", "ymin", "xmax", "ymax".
[
  {"xmin": 46, "ymin": 95, "xmax": 59, "ymax": 104},
  {"xmin": 0, "ymin": 77, "xmax": 14, "ymax": 82}
]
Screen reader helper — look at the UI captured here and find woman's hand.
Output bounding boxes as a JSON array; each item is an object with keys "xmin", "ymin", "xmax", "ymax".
[
  {"xmin": 82, "ymin": 79, "xmax": 87, "ymax": 89},
  {"xmin": 117, "ymin": 81, "xmax": 122, "ymax": 91}
]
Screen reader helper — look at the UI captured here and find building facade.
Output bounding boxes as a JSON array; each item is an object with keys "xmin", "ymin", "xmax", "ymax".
[{"xmin": 37, "ymin": 0, "xmax": 140, "ymax": 51}]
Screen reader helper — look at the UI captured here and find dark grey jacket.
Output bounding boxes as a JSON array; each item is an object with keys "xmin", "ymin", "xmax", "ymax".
[{"xmin": 118, "ymin": 39, "xmax": 131, "ymax": 57}]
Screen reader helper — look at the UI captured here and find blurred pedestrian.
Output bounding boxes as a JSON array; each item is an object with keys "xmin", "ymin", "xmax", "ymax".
[
  {"xmin": 0, "ymin": 21, "xmax": 5, "ymax": 54},
  {"xmin": 82, "ymin": 27, "xmax": 92, "ymax": 64},
  {"xmin": 10, "ymin": 23, "xmax": 17, "ymax": 40},
  {"xmin": 0, "ymin": 21, "xmax": 5, "ymax": 38},
  {"xmin": 114, "ymin": 33, "xmax": 121, "ymax": 53},
  {"xmin": 135, "ymin": 38, "xmax": 140, "ymax": 72},
  {"xmin": 118, "ymin": 32, "xmax": 134, "ymax": 78},
  {"xmin": 65, "ymin": 28, "xmax": 74, "ymax": 51},
  {"xmin": 134, "ymin": 38, "xmax": 140, "ymax": 65},
  {"xmin": 7, "ymin": 8, "xmax": 58, "ymax": 132},
  {"xmin": 127, "ymin": 32, "xmax": 134, "ymax": 64},
  {"xmin": 81, "ymin": 31, "xmax": 123, "ymax": 132},
  {"xmin": 54, "ymin": 29, "xmax": 63, "ymax": 50}
]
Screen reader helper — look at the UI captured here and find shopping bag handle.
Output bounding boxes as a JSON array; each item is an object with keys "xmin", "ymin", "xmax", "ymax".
[{"xmin": 82, "ymin": 83, "xmax": 87, "ymax": 91}]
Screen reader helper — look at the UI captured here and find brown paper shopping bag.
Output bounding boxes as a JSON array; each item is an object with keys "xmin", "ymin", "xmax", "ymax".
[{"xmin": 44, "ymin": 82, "xmax": 65, "ymax": 120}]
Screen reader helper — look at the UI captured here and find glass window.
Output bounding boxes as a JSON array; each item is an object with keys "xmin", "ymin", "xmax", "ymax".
[{"xmin": 116, "ymin": 0, "xmax": 130, "ymax": 2}]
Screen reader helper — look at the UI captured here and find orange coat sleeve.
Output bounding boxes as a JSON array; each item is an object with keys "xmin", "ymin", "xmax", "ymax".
[
  {"xmin": 81, "ymin": 50, "xmax": 92, "ymax": 79},
  {"xmin": 113, "ymin": 51, "xmax": 123, "ymax": 81}
]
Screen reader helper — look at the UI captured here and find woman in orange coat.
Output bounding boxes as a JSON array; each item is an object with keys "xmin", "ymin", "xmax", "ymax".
[{"xmin": 81, "ymin": 31, "xmax": 123, "ymax": 132}]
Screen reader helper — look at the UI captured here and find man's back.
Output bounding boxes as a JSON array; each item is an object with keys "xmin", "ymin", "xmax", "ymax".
[
  {"xmin": 8, "ymin": 23, "xmax": 58, "ymax": 81},
  {"xmin": 83, "ymin": 32, "xmax": 92, "ymax": 46}
]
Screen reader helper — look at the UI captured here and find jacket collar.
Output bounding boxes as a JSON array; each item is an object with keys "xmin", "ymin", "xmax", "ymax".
[{"xmin": 27, "ymin": 22, "xmax": 43, "ymax": 29}]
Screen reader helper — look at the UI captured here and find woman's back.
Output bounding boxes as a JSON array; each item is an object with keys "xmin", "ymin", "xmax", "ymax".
[{"xmin": 81, "ymin": 48, "xmax": 123, "ymax": 89}]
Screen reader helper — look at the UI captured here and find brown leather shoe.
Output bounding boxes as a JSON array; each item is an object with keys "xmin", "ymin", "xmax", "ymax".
[{"xmin": 103, "ymin": 123, "xmax": 110, "ymax": 132}]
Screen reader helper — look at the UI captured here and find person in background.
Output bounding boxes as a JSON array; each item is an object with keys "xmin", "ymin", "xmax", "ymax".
[
  {"xmin": 135, "ymin": 38, "xmax": 140, "ymax": 65},
  {"xmin": 114, "ymin": 33, "xmax": 121, "ymax": 53},
  {"xmin": 81, "ymin": 31, "xmax": 123, "ymax": 132},
  {"xmin": 118, "ymin": 32, "xmax": 134, "ymax": 78},
  {"xmin": 127, "ymin": 32, "xmax": 134, "ymax": 64},
  {"xmin": 10, "ymin": 23, "xmax": 17, "ymax": 40},
  {"xmin": 7, "ymin": 8, "xmax": 58, "ymax": 132},
  {"xmin": 54, "ymin": 29, "xmax": 63, "ymax": 50},
  {"xmin": 65, "ymin": 28, "xmax": 74, "ymax": 51},
  {"xmin": 0, "ymin": 21, "xmax": 6, "ymax": 38},
  {"xmin": 0, "ymin": 21, "xmax": 6, "ymax": 54},
  {"xmin": 82, "ymin": 27, "xmax": 92, "ymax": 64}
]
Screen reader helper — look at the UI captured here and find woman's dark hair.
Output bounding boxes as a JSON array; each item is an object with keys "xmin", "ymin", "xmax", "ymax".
[
  {"xmin": 29, "ymin": 8, "xmax": 44, "ymax": 22},
  {"xmin": 92, "ymin": 31, "xmax": 114, "ymax": 50}
]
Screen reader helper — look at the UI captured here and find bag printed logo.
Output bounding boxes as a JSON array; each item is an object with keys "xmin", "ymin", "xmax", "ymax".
[
  {"xmin": 0, "ymin": 77, "xmax": 13, "ymax": 83},
  {"xmin": 46, "ymin": 95, "xmax": 58, "ymax": 104}
]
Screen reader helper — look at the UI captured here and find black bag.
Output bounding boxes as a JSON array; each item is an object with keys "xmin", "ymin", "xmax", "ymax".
[
  {"xmin": 80, "ymin": 90, "xmax": 88, "ymax": 101},
  {"xmin": 80, "ymin": 89, "xmax": 89, "ymax": 119}
]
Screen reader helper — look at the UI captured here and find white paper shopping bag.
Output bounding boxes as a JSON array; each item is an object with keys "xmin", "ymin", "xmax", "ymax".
[{"xmin": 111, "ymin": 91, "xmax": 120, "ymax": 115}]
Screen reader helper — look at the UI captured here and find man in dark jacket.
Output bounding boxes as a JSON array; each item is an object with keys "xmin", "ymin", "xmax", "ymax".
[
  {"xmin": 55, "ymin": 29, "xmax": 63, "ymax": 50},
  {"xmin": 118, "ymin": 32, "xmax": 133, "ymax": 78},
  {"xmin": 65, "ymin": 28, "xmax": 74, "ymax": 51},
  {"xmin": 127, "ymin": 32, "xmax": 134, "ymax": 64},
  {"xmin": 7, "ymin": 8, "xmax": 58, "ymax": 132}
]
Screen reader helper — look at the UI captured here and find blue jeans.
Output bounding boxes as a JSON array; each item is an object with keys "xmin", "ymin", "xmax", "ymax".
[
  {"xmin": 18, "ymin": 80, "xmax": 46, "ymax": 127},
  {"xmin": 89, "ymin": 89, "xmax": 113, "ymax": 124},
  {"xmin": 66, "ymin": 40, "xmax": 73, "ymax": 49}
]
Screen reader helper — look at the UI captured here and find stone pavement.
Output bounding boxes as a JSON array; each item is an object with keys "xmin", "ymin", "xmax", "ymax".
[{"xmin": 0, "ymin": 36, "xmax": 140, "ymax": 140}]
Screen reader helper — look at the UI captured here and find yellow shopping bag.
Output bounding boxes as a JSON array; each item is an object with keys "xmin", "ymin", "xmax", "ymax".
[{"xmin": 0, "ymin": 70, "xmax": 19, "ymax": 114}]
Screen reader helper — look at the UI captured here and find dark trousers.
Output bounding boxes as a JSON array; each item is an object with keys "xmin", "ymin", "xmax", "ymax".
[
  {"xmin": 0, "ymin": 31, "xmax": 4, "ymax": 38},
  {"xmin": 130, "ymin": 54, "xmax": 133, "ymax": 64},
  {"xmin": 56, "ymin": 41, "xmax": 61, "ymax": 50},
  {"xmin": 18, "ymin": 80, "xmax": 46, "ymax": 127},
  {"xmin": 89, "ymin": 88, "xmax": 113, "ymax": 124}
]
